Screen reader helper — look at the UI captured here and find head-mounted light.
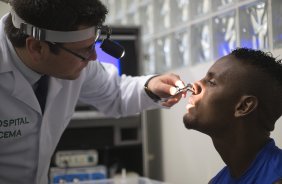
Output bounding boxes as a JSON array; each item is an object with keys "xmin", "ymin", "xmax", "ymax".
[
  {"xmin": 10, "ymin": 7, "xmax": 125, "ymax": 59},
  {"xmin": 99, "ymin": 26, "xmax": 125, "ymax": 59}
]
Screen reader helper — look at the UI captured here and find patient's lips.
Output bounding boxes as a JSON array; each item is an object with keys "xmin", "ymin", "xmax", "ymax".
[{"xmin": 186, "ymin": 98, "xmax": 195, "ymax": 111}]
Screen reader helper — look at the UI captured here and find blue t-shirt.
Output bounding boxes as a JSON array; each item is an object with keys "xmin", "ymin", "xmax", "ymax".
[{"xmin": 211, "ymin": 139, "xmax": 282, "ymax": 184}]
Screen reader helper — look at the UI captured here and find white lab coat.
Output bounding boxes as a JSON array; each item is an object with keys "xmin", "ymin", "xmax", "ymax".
[{"xmin": 0, "ymin": 14, "xmax": 160, "ymax": 184}]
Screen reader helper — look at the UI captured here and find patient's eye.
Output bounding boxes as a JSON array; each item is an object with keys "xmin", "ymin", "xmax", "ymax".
[
  {"xmin": 204, "ymin": 72, "xmax": 216, "ymax": 86},
  {"xmin": 208, "ymin": 79, "xmax": 216, "ymax": 86}
]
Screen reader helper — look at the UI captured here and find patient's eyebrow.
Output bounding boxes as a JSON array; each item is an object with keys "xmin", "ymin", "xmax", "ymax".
[{"xmin": 206, "ymin": 70, "xmax": 231, "ymax": 83}]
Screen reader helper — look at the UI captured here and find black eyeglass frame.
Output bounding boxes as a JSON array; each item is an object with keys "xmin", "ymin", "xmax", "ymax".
[{"xmin": 47, "ymin": 42, "xmax": 90, "ymax": 61}]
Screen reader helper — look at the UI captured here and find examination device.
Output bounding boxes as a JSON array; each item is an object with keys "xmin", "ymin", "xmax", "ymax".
[{"xmin": 159, "ymin": 83, "xmax": 194, "ymax": 103}]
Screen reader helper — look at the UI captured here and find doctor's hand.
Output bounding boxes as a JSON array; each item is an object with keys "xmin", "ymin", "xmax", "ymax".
[{"xmin": 144, "ymin": 73, "xmax": 185, "ymax": 107}]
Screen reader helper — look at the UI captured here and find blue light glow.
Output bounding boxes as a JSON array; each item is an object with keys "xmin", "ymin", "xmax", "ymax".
[{"xmin": 95, "ymin": 41, "xmax": 121, "ymax": 75}]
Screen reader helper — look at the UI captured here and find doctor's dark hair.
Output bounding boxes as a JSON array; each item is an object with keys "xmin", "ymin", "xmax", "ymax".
[
  {"xmin": 4, "ymin": 0, "xmax": 108, "ymax": 48},
  {"xmin": 230, "ymin": 48, "xmax": 282, "ymax": 131}
]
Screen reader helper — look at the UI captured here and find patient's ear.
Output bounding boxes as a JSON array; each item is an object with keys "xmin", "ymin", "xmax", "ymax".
[{"xmin": 234, "ymin": 95, "xmax": 258, "ymax": 117}]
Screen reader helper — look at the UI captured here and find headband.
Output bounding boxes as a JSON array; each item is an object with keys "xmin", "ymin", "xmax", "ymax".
[{"xmin": 10, "ymin": 7, "xmax": 97, "ymax": 43}]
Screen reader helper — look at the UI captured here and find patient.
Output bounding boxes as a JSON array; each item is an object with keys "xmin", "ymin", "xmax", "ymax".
[{"xmin": 183, "ymin": 48, "xmax": 282, "ymax": 184}]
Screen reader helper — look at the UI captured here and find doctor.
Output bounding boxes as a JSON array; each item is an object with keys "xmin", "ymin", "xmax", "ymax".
[{"xmin": 0, "ymin": 0, "xmax": 186, "ymax": 183}]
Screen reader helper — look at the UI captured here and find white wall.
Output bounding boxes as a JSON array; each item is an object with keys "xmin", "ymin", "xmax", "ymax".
[
  {"xmin": 0, "ymin": 2, "xmax": 9, "ymax": 17},
  {"xmin": 158, "ymin": 59, "xmax": 282, "ymax": 184}
]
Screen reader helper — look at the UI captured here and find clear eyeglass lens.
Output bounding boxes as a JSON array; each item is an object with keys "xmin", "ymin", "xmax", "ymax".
[
  {"xmin": 82, "ymin": 43, "xmax": 96, "ymax": 60},
  {"xmin": 71, "ymin": 27, "xmax": 101, "ymax": 61}
]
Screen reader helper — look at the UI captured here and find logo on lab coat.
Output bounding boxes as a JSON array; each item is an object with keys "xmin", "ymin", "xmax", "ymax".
[{"xmin": 0, "ymin": 117, "xmax": 30, "ymax": 139}]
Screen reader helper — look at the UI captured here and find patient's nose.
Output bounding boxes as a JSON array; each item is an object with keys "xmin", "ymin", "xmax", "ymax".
[{"xmin": 192, "ymin": 82, "xmax": 202, "ymax": 95}]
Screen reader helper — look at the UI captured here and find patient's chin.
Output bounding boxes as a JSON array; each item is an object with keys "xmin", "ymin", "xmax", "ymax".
[{"xmin": 183, "ymin": 114, "xmax": 195, "ymax": 129}]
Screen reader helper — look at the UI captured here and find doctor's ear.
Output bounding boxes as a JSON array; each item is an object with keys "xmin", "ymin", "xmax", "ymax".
[
  {"xmin": 25, "ymin": 37, "xmax": 47, "ymax": 61},
  {"xmin": 234, "ymin": 95, "xmax": 258, "ymax": 117}
]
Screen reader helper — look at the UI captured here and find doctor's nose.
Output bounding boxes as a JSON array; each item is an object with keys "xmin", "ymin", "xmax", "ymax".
[{"xmin": 85, "ymin": 49, "xmax": 97, "ymax": 61}]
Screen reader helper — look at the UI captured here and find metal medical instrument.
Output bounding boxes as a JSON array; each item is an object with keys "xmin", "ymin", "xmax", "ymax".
[{"xmin": 159, "ymin": 83, "xmax": 194, "ymax": 103}]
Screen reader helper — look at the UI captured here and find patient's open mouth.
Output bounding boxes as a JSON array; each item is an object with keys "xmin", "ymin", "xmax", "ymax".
[{"xmin": 186, "ymin": 98, "xmax": 195, "ymax": 111}]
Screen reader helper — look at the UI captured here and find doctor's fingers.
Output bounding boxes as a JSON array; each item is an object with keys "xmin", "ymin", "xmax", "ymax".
[
  {"xmin": 160, "ymin": 93, "xmax": 183, "ymax": 107},
  {"xmin": 159, "ymin": 73, "xmax": 184, "ymax": 86},
  {"xmin": 150, "ymin": 73, "xmax": 185, "ymax": 96}
]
